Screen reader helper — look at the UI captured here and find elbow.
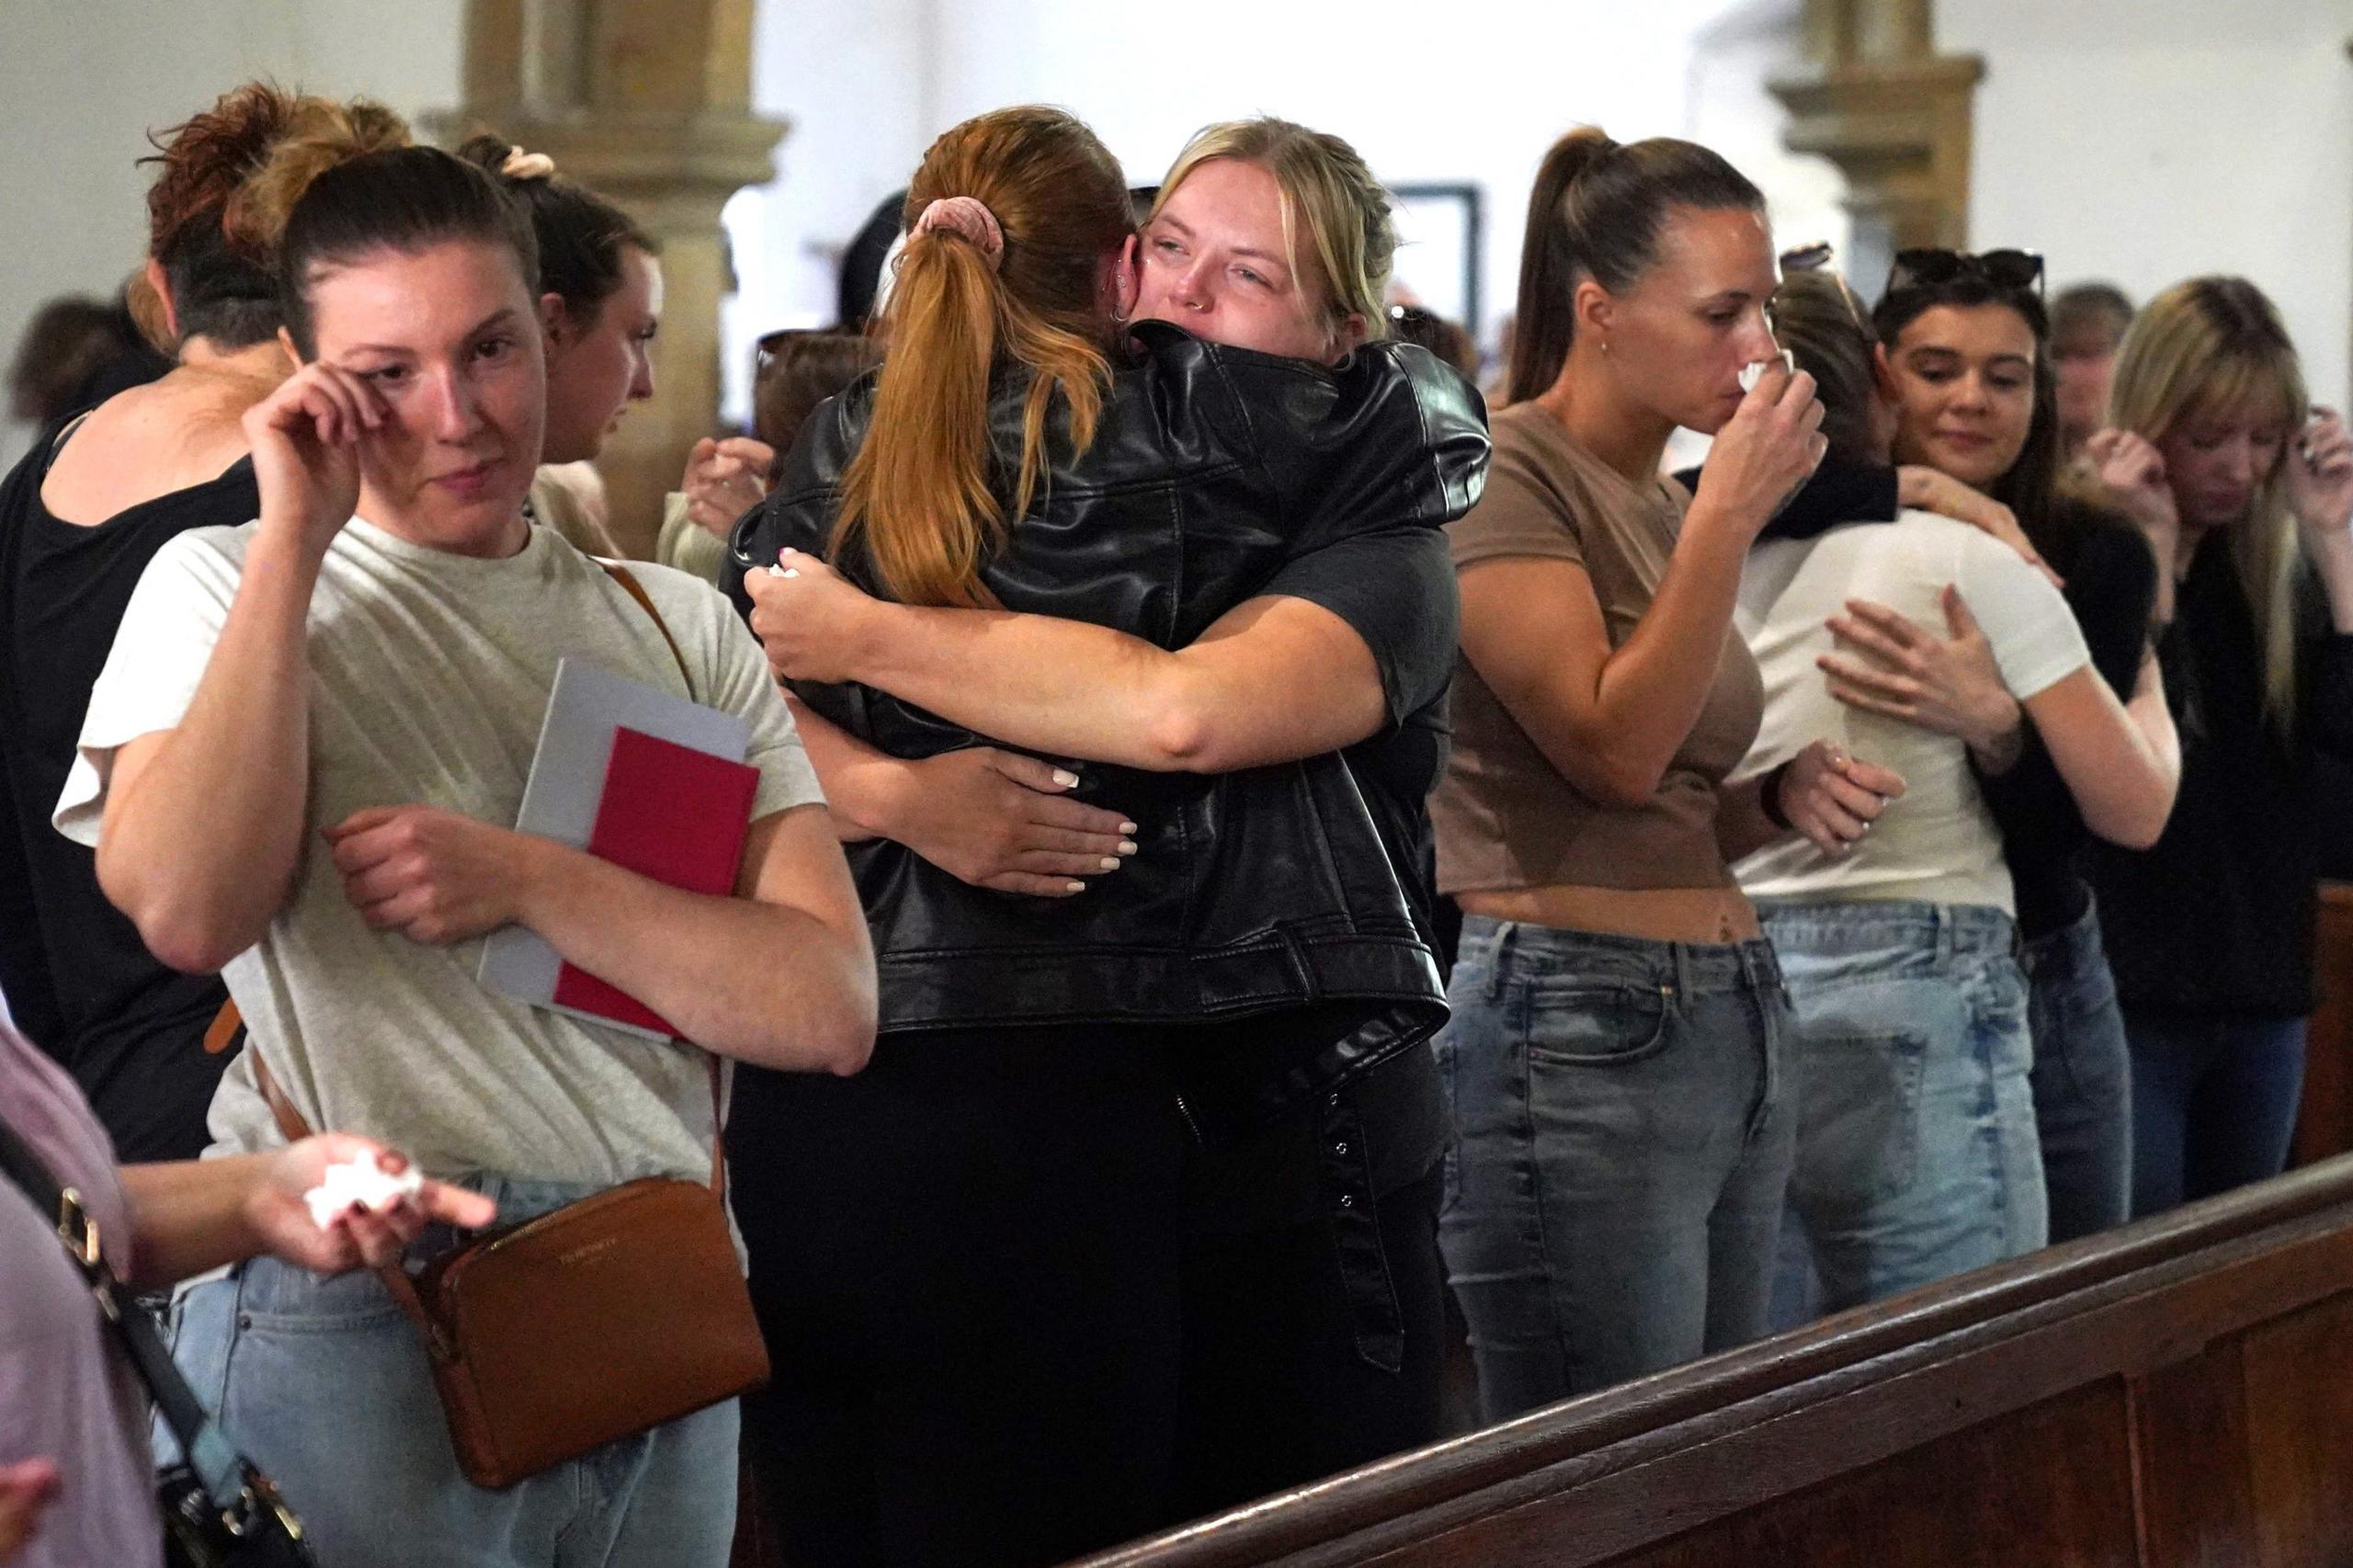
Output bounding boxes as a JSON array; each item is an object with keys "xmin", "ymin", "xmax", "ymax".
[
  {"xmin": 822, "ymin": 1014, "xmax": 877, "ymax": 1077},
  {"xmin": 2088, "ymin": 788, "xmax": 2177, "ymax": 853},
  {"xmin": 1568, "ymin": 749, "xmax": 1665, "ymax": 811},
  {"xmin": 818, "ymin": 967, "xmax": 879, "ymax": 1077},
  {"xmin": 103, "ymin": 871, "xmax": 247, "ymax": 974},
  {"xmin": 1139, "ymin": 694, "xmax": 1223, "ymax": 774},
  {"xmin": 136, "ymin": 906, "xmax": 252, "ymax": 974}
]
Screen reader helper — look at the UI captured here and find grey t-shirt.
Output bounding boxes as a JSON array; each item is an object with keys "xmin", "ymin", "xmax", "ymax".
[
  {"xmin": 0, "ymin": 1021, "xmax": 158, "ymax": 1568},
  {"xmin": 56, "ymin": 518, "xmax": 824, "ymax": 1186}
]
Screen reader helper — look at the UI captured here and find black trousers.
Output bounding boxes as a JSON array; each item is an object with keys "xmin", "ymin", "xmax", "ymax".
[{"xmin": 731, "ymin": 1025, "xmax": 1445, "ymax": 1568}]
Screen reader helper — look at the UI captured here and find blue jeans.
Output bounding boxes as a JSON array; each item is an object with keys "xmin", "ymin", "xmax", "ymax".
[
  {"xmin": 2126, "ymin": 1006, "xmax": 2306, "ymax": 1216},
  {"xmin": 1436, "ymin": 917, "xmax": 1795, "ymax": 1421},
  {"xmin": 1761, "ymin": 902, "xmax": 2044, "ymax": 1314},
  {"xmin": 2022, "ymin": 898, "xmax": 2133, "ymax": 1243},
  {"xmin": 165, "ymin": 1176, "xmax": 739, "ymax": 1568}
]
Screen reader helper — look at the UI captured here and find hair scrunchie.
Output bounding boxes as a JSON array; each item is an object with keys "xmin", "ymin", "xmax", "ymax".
[
  {"xmin": 913, "ymin": 196, "xmax": 1004, "ymax": 270},
  {"xmin": 501, "ymin": 146, "xmax": 557, "ymax": 181}
]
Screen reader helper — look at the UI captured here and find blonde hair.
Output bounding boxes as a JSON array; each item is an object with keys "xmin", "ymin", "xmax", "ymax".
[
  {"xmin": 2108, "ymin": 277, "xmax": 2310, "ymax": 725},
  {"xmin": 1149, "ymin": 118, "xmax": 1396, "ymax": 350},
  {"xmin": 834, "ymin": 106, "xmax": 1131, "ymax": 609}
]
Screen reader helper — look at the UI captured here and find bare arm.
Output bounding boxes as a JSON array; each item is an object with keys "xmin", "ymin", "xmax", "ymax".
[
  {"xmin": 1459, "ymin": 533, "xmax": 1752, "ymax": 808},
  {"xmin": 2022, "ymin": 651, "xmax": 2180, "ymax": 850},
  {"xmin": 325, "ymin": 801, "xmax": 876, "ymax": 1073},
  {"xmin": 783, "ymin": 694, "xmax": 1136, "ymax": 897},
  {"xmin": 750, "ymin": 553, "xmax": 1386, "ymax": 773},
  {"xmin": 95, "ymin": 366, "xmax": 385, "ymax": 971},
  {"xmin": 1454, "ymin": 369, "xmax": 1826, "ymax": 808},
  {"xmin": 120, "ymin": 1136, "xmax": 497, "ymax": 1290}
]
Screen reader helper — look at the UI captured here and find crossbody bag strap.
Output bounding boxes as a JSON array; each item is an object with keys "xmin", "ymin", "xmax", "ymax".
[
  {"xmin": 593, "ymin": 557, "xmax": 730, "ymax": 1197},
  {"xmin": 0, "ymin": 1113, "xmax": 252, "ymax": 1508}
]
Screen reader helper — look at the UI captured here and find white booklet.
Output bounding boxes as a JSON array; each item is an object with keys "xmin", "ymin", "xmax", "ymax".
[{"xmin": 477, "ymin": 658, "xmax": 752, "ymax": 1040}]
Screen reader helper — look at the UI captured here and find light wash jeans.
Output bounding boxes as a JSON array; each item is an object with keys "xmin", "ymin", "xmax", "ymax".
[
  {"xmin": 1436, "ymin": 917, "xmax": 1796, "ymax": 1422},
  {"xmin": 1761, "ymin": 901, "xmax": 2044, "ymax": 1316},
  {"xmin": 2022, "ymin": 896, "xmax": 2133, "ymax": 1243},
  {"xmin": 164, "ymin": 1175, "xmax": 739, "ymax": 1568}
]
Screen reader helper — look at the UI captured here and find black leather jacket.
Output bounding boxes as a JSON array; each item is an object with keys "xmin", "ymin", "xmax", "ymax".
[{"xmin": 731, "ymin": 322, "xmax": 1488, "ymax": 1129}]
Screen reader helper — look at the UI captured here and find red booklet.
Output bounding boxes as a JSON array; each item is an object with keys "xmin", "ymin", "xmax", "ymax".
[{"xmin": 549, "ymin": 727, "xmax": 761, "ymax": 1037}]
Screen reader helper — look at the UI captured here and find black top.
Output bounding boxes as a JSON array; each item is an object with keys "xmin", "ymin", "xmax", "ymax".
[
  {"xmin": 2087, "ymin": 531, "xmax": 2353, "ymax": 1017},
  {"xmin": 0, "ymin": 419, "xmax": 252, "ymax": 1160},
  {"xmin": 1977, "ymin": 505, "xmax": 2159, "ymax": 939}
]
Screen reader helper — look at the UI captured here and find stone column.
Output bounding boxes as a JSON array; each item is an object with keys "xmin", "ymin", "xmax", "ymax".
[
  {"xmin": 428, "ymin": 0, "xmax": 786, "ymax": 557},
  {"xmin": 1768, "ymin": 0, "xmax": 1984, "ymax": 263}
]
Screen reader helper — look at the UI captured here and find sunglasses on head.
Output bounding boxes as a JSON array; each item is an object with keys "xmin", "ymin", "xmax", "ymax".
[
  {"xmin": 1885, "ymin": 247, "xmax": 2046, "ymax": 298},
  {"xmin": 1768, "ymin": 242, "xmax": 1869, "ymax": 339}
]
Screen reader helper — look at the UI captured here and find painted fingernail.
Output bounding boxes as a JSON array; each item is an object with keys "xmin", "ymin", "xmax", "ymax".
[
  {"xmin": 1117, "ymin": 840, "xmax": 1138, "ymax": 856},
  {"xmin": 1065, "ymin": 881, "xmax": 1087, "ymax": 893},
  {"xmin": 1119, "ymin": 822, "xmax": 1139, "ymax": 835},
  {"xmin": 781, "ymin": 568, "xmax": 800, "ymax": 579},
  {"xmin": 1052, "ymin": 769, "xmax": 1080, "ymax": 788},
  {"xmin": 1099, "ymin": 857, "xmax": 1122, "ymax": 871}
]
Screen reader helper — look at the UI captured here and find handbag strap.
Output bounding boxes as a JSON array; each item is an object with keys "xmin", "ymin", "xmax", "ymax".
[{"xmin": 0, "ymin": 1112, "xmax": 253, "ymax": 1511}]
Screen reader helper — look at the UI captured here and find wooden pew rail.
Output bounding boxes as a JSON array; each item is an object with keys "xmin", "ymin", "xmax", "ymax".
[{"xmin": 1076, "ymin": 1154, "xmax": 2353, "ymax": 1567}]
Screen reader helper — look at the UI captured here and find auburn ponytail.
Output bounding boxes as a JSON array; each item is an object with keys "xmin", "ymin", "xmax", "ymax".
[{"xmin": 831, "ymin": 107, "xmax": 1131, "ymax": 609}]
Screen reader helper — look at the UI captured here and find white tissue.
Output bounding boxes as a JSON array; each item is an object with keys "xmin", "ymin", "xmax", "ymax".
[
  {"xmin": 302, "ymin": 1155, "xmax": 425, "ymax": 1229},
  {"xmin": 1738, "ymin": 349, "xmax": 1797, "ymax": 393}
]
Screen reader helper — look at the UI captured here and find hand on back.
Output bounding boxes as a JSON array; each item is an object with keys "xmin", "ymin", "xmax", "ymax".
[{"xmin": 896, "ymin": 748, "xmax": 1137, "ymax": 898}]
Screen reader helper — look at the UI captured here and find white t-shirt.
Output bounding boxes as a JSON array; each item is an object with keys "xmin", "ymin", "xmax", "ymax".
[
  {"xmin": 1733, "ymin": 510, "xmax": 2090, "ymax": 914},
  {"xmin": 54, "ymin": 518, "xmax": 824, "ymax": 1186}
]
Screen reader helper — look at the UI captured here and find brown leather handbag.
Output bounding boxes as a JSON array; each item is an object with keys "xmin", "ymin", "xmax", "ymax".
[{"xmin": 251, "ymin": 1051, "xmax": 767, "ymax": 1489}]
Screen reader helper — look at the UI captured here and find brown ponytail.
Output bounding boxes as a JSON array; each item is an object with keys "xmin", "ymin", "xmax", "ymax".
[
  {"xmin": 1507, "ymin": 126, "xmax": 1762, "ymax": 405},
  {"xmin": 832, "ymin": 106, "xmax": 1131, "ymax": 608}
]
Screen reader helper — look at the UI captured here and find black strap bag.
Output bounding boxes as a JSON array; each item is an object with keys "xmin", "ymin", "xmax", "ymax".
[{"xmin": 0, "ymin": 1115, "xmax": 317, "ymax": 1567}]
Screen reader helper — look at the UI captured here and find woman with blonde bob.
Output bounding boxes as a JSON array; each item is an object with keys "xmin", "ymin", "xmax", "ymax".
[
  {"xmin": 726, "ymin": 108, "xmax": 1488, "ymax": 1563},
  {"xmin": 2083, "ymin": 278, "xmax": 2353, "ymax": 1214}
]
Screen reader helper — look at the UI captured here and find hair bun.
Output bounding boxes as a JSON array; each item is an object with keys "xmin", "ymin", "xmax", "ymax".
[{"xmin": 230, "ymin": 97, "xmax": 412, "ymax": 250}]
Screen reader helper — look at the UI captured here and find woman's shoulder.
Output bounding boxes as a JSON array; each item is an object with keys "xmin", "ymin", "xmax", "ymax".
[{"xmin": 1125, "ymin": 323, "xmax": 1486, "ymax": 462}]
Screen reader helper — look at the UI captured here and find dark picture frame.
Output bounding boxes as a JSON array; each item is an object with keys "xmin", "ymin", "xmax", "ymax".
[{"xmin": 1388, "ymin": 182, "xmax": 1485, "ymax": 340}]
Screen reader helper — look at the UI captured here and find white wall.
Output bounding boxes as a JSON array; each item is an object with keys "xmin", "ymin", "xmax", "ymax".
[
  {"xmin": 0, "ymin": 0, "xmax": 463, "ymax": 467},
  {"xmin": 1946, "ymin": 0, "xmax": 2353, "ymax": 408},
  {"xmin": 727, "ymin": 0, "xmax": 1847, "ymax": 420}
]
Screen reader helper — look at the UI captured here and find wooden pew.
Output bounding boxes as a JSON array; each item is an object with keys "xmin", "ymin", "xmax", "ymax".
[
  {"xmin": 2292, "ymin": 882, "xmax": 2353, "ymax": 1165},
  {"xmin": 1073, "ymin": 1153, "xmax": 2353, "ymax": 1567}
]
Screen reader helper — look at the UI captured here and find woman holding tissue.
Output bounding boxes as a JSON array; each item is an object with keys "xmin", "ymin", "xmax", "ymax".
[
  {"xmin": 51, "ymin": 117, "xmax": 874, "ymax": 1567},
  {"xmin": 0, "ymin": 1016, "xmax": 492, "ymax": 1568},
  {"xmin": 1427, "ymin": 127, "xmax": 1855, "ymax": 1419}
]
